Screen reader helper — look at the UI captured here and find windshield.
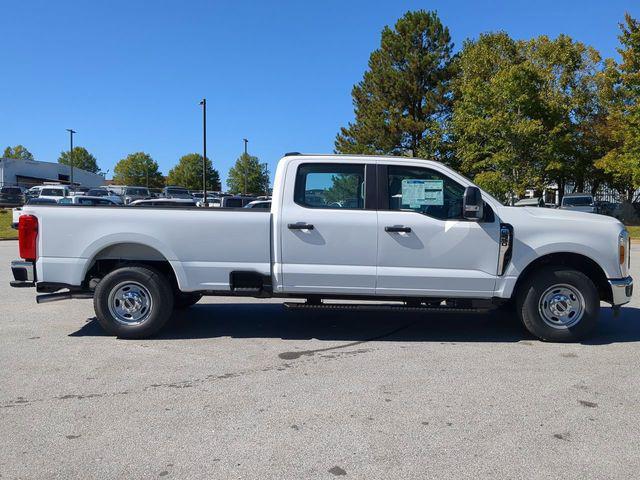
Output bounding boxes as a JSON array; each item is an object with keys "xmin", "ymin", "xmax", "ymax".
[
  {"xmin": 125, "ymin": 188, "xmax": 149, "ymax": 196},
  {"xmin": 166, "ymin": 188, "xmax": 189, "ymax": 194},
  {"xmin": 563, "ymin": 196, "xmax": 593, "ymax": 206},
  {"xmin": 1, "ymin": 187, "xmax": 21, "ymax": 194},
  {"xmin": 40, "ymin": 188, "xmax": 65, "ymax": 196}
]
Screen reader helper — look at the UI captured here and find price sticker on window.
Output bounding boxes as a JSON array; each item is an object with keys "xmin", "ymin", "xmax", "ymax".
[{"xmin": 401, "ymin": 179, "xmax": 444, "ymax": 208}]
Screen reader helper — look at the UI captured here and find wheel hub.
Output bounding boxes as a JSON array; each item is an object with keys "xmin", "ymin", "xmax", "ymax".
[
  {"xmin": 108, "ymin": 281, "xmax": 153, "ymax": 325},
  {"xmin": 538, "ymin": 284, "xmax": 585, "ymax": 329}
]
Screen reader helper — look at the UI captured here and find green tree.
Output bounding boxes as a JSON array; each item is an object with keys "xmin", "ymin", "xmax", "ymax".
[
  {"xmin": 166, "ymin": 153, "xmax": 221, "ymax": 191},
  {"xmin": 451, "ymin": 32, "xmax": 605, "ymax": 201},
  {"xmin": 595, "ymin": 14, "xmax": 640, "ymax": 202},
  {"xmin": 3, "ymin": 145, "xmax": 34, "ymax": 161},
  {"xmin": 335, "ymin": 10, "xmax": 454, "ymax": 159},
  {"xmin": 226, "ymin": 153, "xmax": 270, "ymax": 195},
  {"xmin": 58, "ymin": 147, "xmax": 100, "ymax": 173},
  {"xmin": 113, "ymin": 152, "xmax": 164, "ymax": 188}
]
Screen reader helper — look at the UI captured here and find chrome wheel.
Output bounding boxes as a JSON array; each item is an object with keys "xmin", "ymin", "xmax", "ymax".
[
  {"xmin": 108, "ymin": 281, "xmax": 153, "ymax": 326},
  {"xmin": 538, "ymin": 284, "xmax": 585, "ymax": 329}
]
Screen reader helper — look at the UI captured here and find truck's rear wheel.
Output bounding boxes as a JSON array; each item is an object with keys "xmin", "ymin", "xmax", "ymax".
[
  {"xmin": 94, "ymin": 265, "xmax": 174, "ymax": 338},
  {"xmin": 516, "ymin": 267, "xmax": 599, "ymax": 342}
]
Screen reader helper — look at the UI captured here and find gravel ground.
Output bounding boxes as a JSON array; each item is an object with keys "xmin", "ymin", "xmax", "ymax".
[{"xmin": 0, "ymin": 240, "xmax": 638, "ymax": 479}]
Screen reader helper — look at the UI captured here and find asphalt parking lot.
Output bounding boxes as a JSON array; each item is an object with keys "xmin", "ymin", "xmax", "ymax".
[{"xmin": 0, "ymin": 240, "xmax": 639, "ymax": 479}]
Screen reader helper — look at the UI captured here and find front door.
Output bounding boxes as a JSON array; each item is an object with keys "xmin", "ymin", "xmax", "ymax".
[
  {"xmin": 279, "ymin": 162, "xmax": 378, "ymax": 295},
  {"xmin": 376, "ymin": 164, "xmax": 500, "ymax": 298}
]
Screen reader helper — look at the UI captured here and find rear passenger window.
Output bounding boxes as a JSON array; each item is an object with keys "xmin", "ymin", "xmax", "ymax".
[{"xmin": 294, "ymin": 164, "xmax": 365, "ymax": 209}]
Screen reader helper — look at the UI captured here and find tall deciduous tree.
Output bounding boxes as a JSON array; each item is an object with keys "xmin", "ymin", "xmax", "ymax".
[
  {"xmin": 113, "ymin": 152, "xmax": 164, "ymax": 188},
  {"xmin": 227, "ymin": 153, "xmax": 269, "ymax": 195},
  {"xmin": 58, "ymin": 147, "xmax": 100, "ymax": 173},
  {"xmin": 335, "ymin": 10, "xmax": 454, "ymax": 159},
  {"xmin": 595, "ymin": 13, "xmax": 640, "ymax": 202},
  {"xmin": 451, "ymin": 32, "xmax": 605, "ymax": 201},
  {"xmin": 3, "ymin": 145, "xmax": 34, "ymax": 161},
  {"xmin": 166, "ymin": 153, "xmax": 220, "ymax": 191}
]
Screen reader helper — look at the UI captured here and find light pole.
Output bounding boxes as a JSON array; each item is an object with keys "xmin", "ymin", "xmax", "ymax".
[
  {"xmin": 199, "ymin": 99, "xmax": 207, "ymax": 206},
  {"xmin": 66, "ymin": 129, "xmax": 76, "ymax": 188},
  {"xmin": 243, "ymin": 138, "xmax": 248, "ymax": 195}
]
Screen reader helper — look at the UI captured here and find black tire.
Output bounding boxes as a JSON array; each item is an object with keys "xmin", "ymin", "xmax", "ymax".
[
  {"xmin": 174, "ymin": 291, "xmax": 203, "ymax": 309},
  {"xmin": 94, "ymin": 265, "xmax": 174, "ymax": 339},
  {"xmin": 516, "ymin": 267, "xmax": 599, "ymax": 342}
]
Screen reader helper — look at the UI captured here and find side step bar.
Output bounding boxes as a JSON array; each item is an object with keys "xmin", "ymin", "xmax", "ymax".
[
  {"xmin": 283, "ymin": 302, "xmax": 485, "ymax": 313},
  {"xmin": 36, "ymin": 291, "xmax": 93, "ymax": 304}
]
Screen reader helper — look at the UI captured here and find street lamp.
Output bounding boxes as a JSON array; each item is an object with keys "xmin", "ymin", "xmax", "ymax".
[
  {"xmin": 199, "ymin": 98, "xmax": 207, "ymax": 206},
  {"xmin": 66, "ymin": 129, "xmax": 76, "ymax": 188},
  {"xmin": 243, "ymin": 138, "xmax": 248, "ymax": 195}
]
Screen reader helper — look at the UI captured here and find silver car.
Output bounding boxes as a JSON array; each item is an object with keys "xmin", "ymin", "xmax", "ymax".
[{"xmin": 560, "ymin": 194, "xmax": 596, "ymax": 213}]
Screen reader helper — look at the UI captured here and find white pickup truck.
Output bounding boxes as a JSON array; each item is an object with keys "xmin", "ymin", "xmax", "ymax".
[{"xmin": 10, "ymin": 154, "xmax": 633, "ymax": 341}]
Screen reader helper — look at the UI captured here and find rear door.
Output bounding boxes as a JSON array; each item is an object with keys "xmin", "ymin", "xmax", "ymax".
[
  {"xmin": 279, "ymin": 161, "xmax": 378, "ymax": 295},
  {"xmin": 376, "ymin": 164, "xmax": 500, "ymax": 298}
]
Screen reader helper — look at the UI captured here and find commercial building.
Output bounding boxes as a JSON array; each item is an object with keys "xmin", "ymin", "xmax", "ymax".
[{"xmin": 0, "ymin": 157, "xmax": 105, "ymax": 188}]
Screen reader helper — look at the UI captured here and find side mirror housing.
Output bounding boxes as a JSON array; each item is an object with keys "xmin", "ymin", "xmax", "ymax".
[{"xmin": 463, "ymin": 186, "xmax": 483, "ymax": 221}]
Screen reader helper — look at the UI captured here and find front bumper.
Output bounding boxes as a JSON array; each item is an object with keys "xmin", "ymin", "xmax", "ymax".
[
  {"xmin": 609, "ymin": 277, "xmax": 633, "ymax": 306},
  {"xmin": 10, "ymin": 260, "xmax": 35, "ymax": 288}
]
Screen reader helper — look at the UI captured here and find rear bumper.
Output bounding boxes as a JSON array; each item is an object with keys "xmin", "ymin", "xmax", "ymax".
[
  {"xmin": 609, "ymin": 277, "xmax": 633, "ymax": 306},
  {"xmin": 10, "ymin": 260, "xmax": 36, "ymax": 287}
]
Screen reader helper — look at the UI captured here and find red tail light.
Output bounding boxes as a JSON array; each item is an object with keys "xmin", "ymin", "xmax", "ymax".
[{"xmin": 18, "ymin": 215, "xmax": 38, "ymax": 261}]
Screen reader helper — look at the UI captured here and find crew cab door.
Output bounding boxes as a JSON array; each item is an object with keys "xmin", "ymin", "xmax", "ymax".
[
  {"xmin": 376, "ymin": 164, "xmax": 500, "ymax": 297},
  {"xmin": 278, "ymin": 161, "xmax": 377, "ymax": 294}
]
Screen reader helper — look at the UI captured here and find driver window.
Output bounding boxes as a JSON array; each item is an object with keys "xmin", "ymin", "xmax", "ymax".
[{"xmin": 387, "ymin": 165, "xmax": 465, "ymax": 220}]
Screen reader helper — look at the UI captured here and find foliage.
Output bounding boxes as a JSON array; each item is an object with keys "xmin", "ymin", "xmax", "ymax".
[
  {"xmin": 3, "ymin": 145, "xmax": 34, "ymax": 161},
  {"xmin": 451, "ymin": 32, "xmax": 606, "ymax": 201},
  {"xmin": 323, "ymin": 174, "xmax": 361, "ymax": 205},
  {"xmin": 112, "ymin": 152, "xmax": 164, "ymax": 188},
  {"xmin": 58, "ymin": 147, "xmax": 100, "ymax": 174},
  {"xmin": 335, "ymin": 10, "xmax": 454, "ymax": 160},
  {"xmin": 595, "ymin": 14, "xmax": 640, "ymax": 201},
  {"xmin": 0, "ymin": 209, "xmax": 17, "ymax": 240},
  {"xmin": 226, "ymin": 153, "xmax": 270, "ymax": 194},
  {"xmin": 166, "ymin": 153, "xmax": 220, "ymax": 191}
]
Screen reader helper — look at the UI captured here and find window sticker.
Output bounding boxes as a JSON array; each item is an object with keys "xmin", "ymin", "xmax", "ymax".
[{"xmin": 401, "ymin": 179, "xmax": 444, "ymax": 208}]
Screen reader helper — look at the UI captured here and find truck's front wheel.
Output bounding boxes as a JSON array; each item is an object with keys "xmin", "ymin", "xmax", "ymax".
[
  {"xmin": 94, "ymin": 266, "xmax": 174, "ymax": 339},
  {"xmin": 516, "ymin": 267, "xmax": 599, "ymax": 342}
]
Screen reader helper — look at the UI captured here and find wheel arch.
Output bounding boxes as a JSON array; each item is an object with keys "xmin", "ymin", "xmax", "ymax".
[
  {"xmin": 82, "ymin": 242, "xmax": 185, "ymax": 291},
  {"xmin": 512, "ymin": 252, "xmax": 611, "ymax": 303}
]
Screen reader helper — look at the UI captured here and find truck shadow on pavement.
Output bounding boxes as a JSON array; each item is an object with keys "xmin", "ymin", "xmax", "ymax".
[{"xmin": 70, "ymin": 303, "xmax": 640, "ymax": 345}]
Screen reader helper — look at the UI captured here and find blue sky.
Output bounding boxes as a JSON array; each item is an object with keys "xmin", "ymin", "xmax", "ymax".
[{"xmin": 1, "ymin": 0, "xmax": 637, "ymax": 186}]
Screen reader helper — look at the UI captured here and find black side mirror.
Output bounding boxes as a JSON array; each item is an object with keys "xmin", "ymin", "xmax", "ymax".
[{"xmin": 463, "ymin": 186, "xmax": 483, "ymax": 221}]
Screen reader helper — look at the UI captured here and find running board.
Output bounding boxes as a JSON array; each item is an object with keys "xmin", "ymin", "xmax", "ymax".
[
  {"xmin": 283, "ymin": 302, "xmax": 484, "ymax": 313},
  {"xmin": 36, "ymin": 291, "xmax": 93, "ymax": 304}
]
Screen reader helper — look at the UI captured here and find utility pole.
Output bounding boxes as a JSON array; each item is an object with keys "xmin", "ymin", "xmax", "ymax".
[
  {"xmin": 200, "ymin": 99, "xmax": 207, "ymax": 206},
  {"xmin": 66, "ymin": 129, "xmax": 76, "ymax": 188},
  {"xmin": 243, "ymin": 138, "xmax": 248, "ymax": 195}
]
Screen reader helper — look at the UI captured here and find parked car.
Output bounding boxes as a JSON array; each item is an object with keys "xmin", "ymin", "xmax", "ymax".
[
  {"xmin": 10, "ymin": 154, "xmax": 632, "ymax": 343},
  {"xmin": 560, "ymin": 193, "xmax": 596, "ymax": 213},
  {"xmin": 37, "ymin": 185, "xmax": 70, "ymax": 202},
  {"xmin": 0, "ymin": 186, "xmax": 25, "ymax": 207},
  {"xmin": 514, "ymin": 197, "xmax": 545, "ymax": 207},
  {"xmin": 244, "ymin": 200, "xmax": 272, "ymax": 209},
  {"xmin": 11, "ymin": 197, "xmax": 58, "ymax": 228},
  {"xmin": 84, "ymin": 188, "xmax": 124, "ymax": 204},
  {"xmin": 129, "ymin": 198, "xmax": 196, "ymax": 207},
  {"xmin": 122, "ymin": 187, "xmax": 151, "ymax": 204},
  {"xmin": 162, "ymin": 186, "xmax": 192, "ymax": 199},
  {"xmin": 58, "ymin": 196, "xmax": 121, "ymax": 206},
  {"xmin": 220, "ymin": 195, "xmax": 257, "ymax": 208}
]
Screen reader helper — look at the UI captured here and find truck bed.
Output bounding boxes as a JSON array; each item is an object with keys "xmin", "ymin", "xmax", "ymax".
[{"xmin": 26, "ymin": 205, "xmax": 272, "ymax": 292}]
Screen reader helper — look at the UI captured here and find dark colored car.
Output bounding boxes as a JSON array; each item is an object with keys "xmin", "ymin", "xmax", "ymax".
[{"xmin": 0, "ymin": 186, "xmax": 25, "ymax": 207}]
